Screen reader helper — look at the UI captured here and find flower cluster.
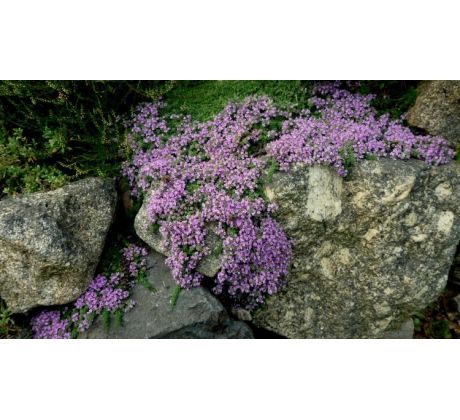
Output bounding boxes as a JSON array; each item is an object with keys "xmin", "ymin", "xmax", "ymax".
[
  {"xmin": 123, "ymin": 83, "xmax": 454, "ymax": 309},
  {"xmin": 31, "ymin": 310, "xmax": 71, "ymax": 339},
  {"xmin": 124, "ymin": 97, "xmax": 292, "ymax": 308},
  {"xmin": 72, "ymin": 272, "xmax": 130, "ymax": 332},
  {"xmin": 267, "ymin": 82, "xmax": 454, "ymax": 176},
  {"xmin": 31, "ymin": 244, "xmax": 148, "ymax": 339},
  {"xmin": 215, "ymin": 217, "xmax": 291, "ymax": 307},
  {"xmin": 123, "ymin": 244, "xmax": 149, "ymax": 278}
]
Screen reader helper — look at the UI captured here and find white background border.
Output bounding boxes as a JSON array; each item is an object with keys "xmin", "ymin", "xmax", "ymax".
[{"xmin": 1, "ymin": 1, "xmax": 460, "ymax": 419}]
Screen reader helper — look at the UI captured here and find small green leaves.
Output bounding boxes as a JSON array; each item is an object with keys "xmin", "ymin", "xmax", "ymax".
[
  {"xmin": 114, "ymin": 308, "xmax": 124, "ymax": 327},
  {"xmin": 42, "ymin": 127, "xmax": 68, "ymax": 155},
  {"xmin": 186, "ymin": 180, "xmax": 202, "ymax": 194},
  {"xmin": 0, "ymin": 302, "xmax": 16, "ymax": 339},
  {"xmin": 186, "ymin": 141, "xmax": 200, "ymax": 157},
  {"xmin": 70, "ymin": 327, "xmax": 79, "ymax": 339},
  {"xmin": 212, "ymin": 242, "xmax": 224, "ymax": 257},
  {"xmin": 227, "ymin": 227, "xmax": 239, "ymax": 237},
  {"xmin": 265, "ymin": 158, "xmax": 279, "ymax": 184},
  {"xmin": 101, "ymin": 308, "xmax": 111, "ymax": 331},
  {"xmin": 170, "ymin": 285, "xmax": 182, "ymax": 306},
  {"xmin": 339, "ymin": 142, "xmax": 356, "ymax": 173},
  {"xmin": 149, "ymin": 223, "xmax": 161, "ymax": 235},
  {"xmin": 137, "ymin": 270, "xmax": 156, "ymax": 293},
  {"xmin": 181, "ymin": 245, "xmax": 195, "ymax": 256}
]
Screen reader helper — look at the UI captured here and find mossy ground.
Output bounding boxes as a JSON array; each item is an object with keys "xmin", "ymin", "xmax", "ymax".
[{"xmin": 162, "ymin": 80, "xmax": 312, "ymax": 121}]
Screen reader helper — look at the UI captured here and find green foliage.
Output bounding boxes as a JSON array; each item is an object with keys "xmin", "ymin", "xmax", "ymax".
[
  {"xmin": 412, "ymin": 289, "xmax": 460, "ymax": 339},
  {"xmin": 265, "ymin": 158, "xmax": 280, "ymax": 184},
  {"xmin": 251, "ymin": 180, "xmax": 270, "ymax": 202},
  {"xmin": 339, "ymin": 142, "xmax": 356, "ymax": 174},
  {"xmin": 0, "ymin": 301, "xmax": 16, "ymax": 339},
  {"xmin": 0, "ymin": 128, "xmax": 69, "ymax": 195},
  {"xmin": 163, "ymin": 81, "xmax": 417, "ymax": 124},
  {"xmin": 101, "ymin": 308, "xmax": 111, "ymax": 331},
  {"xmin": 114, "ymin": 308, "xmax": 124, "ymax": 327},
  {"xmin": 149, "ymin": 223, "xmax": 161, "ymax": 235},
  {"xmin": 137, "ymin": 269, "xmax": 156, "ymax": 293},
  {"xmin": 70, "ymin": 326, "xmax": 80, "ymax": 339},
  {"xmin": 244, "ymin": 158, "xmax": 279, "ymax": 201},
  {"xmin": 0, "ymin": 81, "xmax": 175, "ymax": 197},
  {"xmin": 163, "ymin": 81, "xmax": 312, "ymax": 122},
  {"xmin": 186, "ymin": 180, "xmax": 202, "ymax": 194},
  {"xmin": 170, "ymin": 284, "xmax": 182, "ymax": 306},
  {"xmin": 356, "ymin": 80, "xmax": 418, "ymax": 119},
  {"xmin": 212, "ymin": 242, "xmax": 224, "ymax": 257},
  {"xmin": 414, "ymin": 309, "xmax": 452, "ymax": 339},
  {"xmin": 227, "ymin": 227, "xmax": 239, "ymax": 237},
  {"xmin": 98, "ymin": 236, "xmax": 125, "ymax": 276},
  {"xmin": 185, "ymin": 141, "xmax": 202, "ymax": 157},
  {"xmin": 428, "ymin": 319, "xmax": 452, "ymax": 339}
]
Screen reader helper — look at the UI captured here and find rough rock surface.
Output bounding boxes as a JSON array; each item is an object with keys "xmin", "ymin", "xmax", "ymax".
[
  {"xmin": 0, "ymin": 178, "xmax": 116, "ymax": 313},
  {"xmin": 407, "ymin": 80, "xmax": 460, "ymax": 149},
  {"xmin": 134, "ymin": 192, "xmax": 222, "ymax": 277},
  {"xmin": 81, "ymin": 252, "xmax": 253, "ymax": 339},
  {"xmin": 251, "ymin": 159, "xmax": 460, "ymax": 338},
  {"xmin": 381, "ymin": 319, "xmax": 414, "ymax": 339},
  {"xmin": 449, "ymin": 246, "xmax": 460, "ymax": 286}
]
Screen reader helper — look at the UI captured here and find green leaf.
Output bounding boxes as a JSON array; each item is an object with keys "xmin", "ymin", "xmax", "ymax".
[
  {"xmin": 137, "ymin": 270, "xmax": 156, "ymax": 293},
  {"xmin": 114, "ymin": 308, "xmax": 124, "ymax": 327},
  {"xmin": 101, "ymin": 309, "xmax": 111, "ymax": 331},
  {"xmin": 170, "ymin": 285, "xmax": 182, "ymax": 306},
  {"xmin": 149, "ymin": 223, "xmax": 161, "ymax": 234}
]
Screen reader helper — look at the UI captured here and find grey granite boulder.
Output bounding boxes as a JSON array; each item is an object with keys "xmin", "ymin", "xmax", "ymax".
[
  {"xmin": 81, "ymin": 251, "xmax": 253, "ymax": 339},
  {"xmin": 407, "ymin": 80, "xmax": 460, "ymax": 149},
  {"xmin": 0, "ymin": 178, "xmax": 116, "ymax": 313},
  {"xmin": 252, "ymin": 159, "xmax": 460, "ymax": 338}
]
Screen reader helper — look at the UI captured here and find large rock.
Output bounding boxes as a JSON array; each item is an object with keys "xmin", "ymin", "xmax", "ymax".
[
  {"xmin": 81, "ymin": 251, "xmax": 253, "ymax": 339},
  {"xmin": 251, "ymin": 159, "xmax": 460, "ymax": 338},
  {"xmin": 407, "ymin": 80, "xmax": 460, "ymax": 150},
  {"xmin": 134, "ymin": 192, "xmax": 222, "ymax": 277},
  {"xmin": 0, "ymin": 178, "xmax": 116, "ymax": 313}
]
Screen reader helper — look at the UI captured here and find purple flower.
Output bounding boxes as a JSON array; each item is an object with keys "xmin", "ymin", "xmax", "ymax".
[
  {"xmin": 121, "ymin": 83, "xmax": 454, "ymax": 309},
  {"xmin": 31, "ymin": 243, "xmax": 148, "ymax": 338},
  {"xmin": 30, "ymin": 310, "xmax": 71, "ymax": 339},
  {"xmin": 124, "ymin": 96, "xmax": 292, "ymax": 308},
  {"xmin": 267, "ymin": 83, "xmax": 454, "ymax": 175}
]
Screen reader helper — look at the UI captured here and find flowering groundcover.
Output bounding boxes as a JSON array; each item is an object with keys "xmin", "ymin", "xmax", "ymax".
[{"xmin": 123, "ymin": 82, "xmax": 453, "ymax": 310}]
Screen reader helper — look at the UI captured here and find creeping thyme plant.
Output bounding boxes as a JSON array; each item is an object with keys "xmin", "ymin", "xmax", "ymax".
[
  {"xmin": 31, "ymin": 244, "xmax": 148, "ymax": 339},
  {"xmin": 122, "ymin": 82, "xmax": 453, "ymax": 311},
  {"xmin": 267, "ymin": 82, "xmax": 453, "ymax": 176},
  {"xmin": 123, "ymin": 98, "xmax": 293, "ymax": 309}
]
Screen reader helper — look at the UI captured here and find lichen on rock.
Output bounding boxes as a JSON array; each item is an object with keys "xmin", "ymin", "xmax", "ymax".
[
  {"xmin": 252, "ymin": 159, "xmax": 460, "ymax": 338},
  {"xmin": 407, "ymin": 80, "xmax": 460, "ymax": 150},
  {"xmin": 0, "ymin": 178, "xmax": 117, "ymax": 313}
]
